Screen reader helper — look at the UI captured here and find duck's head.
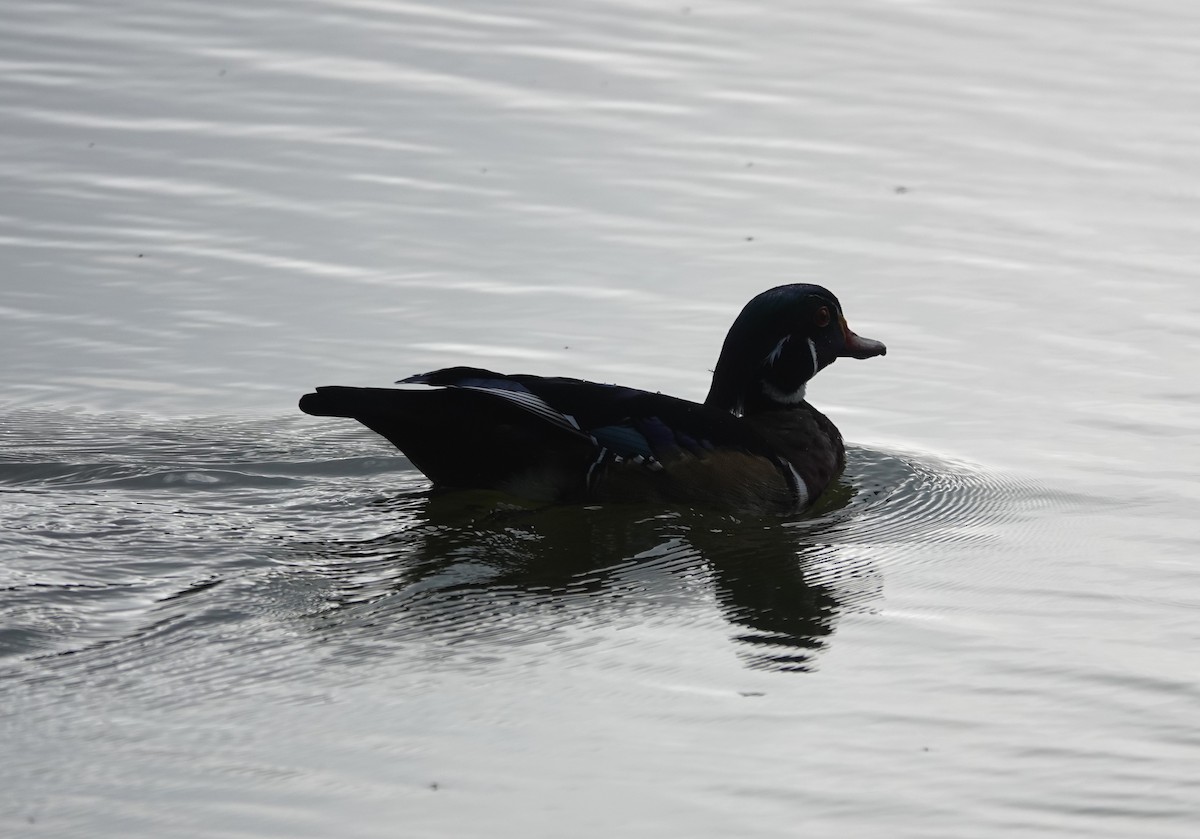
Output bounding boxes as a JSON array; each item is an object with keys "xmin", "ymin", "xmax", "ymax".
[{"xmin": 704, "ymin": 284, "xmax": 886, "ymax": 415}]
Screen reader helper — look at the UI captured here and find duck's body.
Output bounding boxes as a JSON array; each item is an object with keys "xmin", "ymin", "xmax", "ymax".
[{"xmin": 300, "ymin": 284, "xmax": 885, "ymax": 513}]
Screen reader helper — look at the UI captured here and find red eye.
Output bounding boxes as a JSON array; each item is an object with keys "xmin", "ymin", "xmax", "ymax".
[{"xmin": 815, "ymin": 306, "xmax": 831, "ymax": 328}]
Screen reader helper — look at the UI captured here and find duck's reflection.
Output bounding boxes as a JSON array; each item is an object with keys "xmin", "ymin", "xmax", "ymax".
[{"xmin": 293, "ymin": 486, "xmax": 881, "ymax": 673}]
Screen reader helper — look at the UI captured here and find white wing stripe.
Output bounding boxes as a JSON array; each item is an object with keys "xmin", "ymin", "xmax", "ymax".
[{"xmin": 459, "ymin": 385, "xmax": 582, "ymax": 434}]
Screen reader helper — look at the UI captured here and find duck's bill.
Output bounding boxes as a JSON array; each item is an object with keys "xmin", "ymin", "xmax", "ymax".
[{"xmin": 841, "ymin": 318, "xmax": 887, "ymax": 359}]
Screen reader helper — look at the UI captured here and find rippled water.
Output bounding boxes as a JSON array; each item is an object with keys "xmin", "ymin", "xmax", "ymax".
[{"xmin": 4, "ymin": 0, "xmax": 1200, "ymax": 836}]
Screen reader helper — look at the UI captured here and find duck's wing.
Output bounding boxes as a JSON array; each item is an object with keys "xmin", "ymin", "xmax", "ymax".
[
  {"xmin": 401, "ymin": 367, "xmax": 757, "ymax": 463},
  {"xmin": 301, "ymin": 367, "xmax": 805, "ymax": 508},
  {"xmin": 299, "ymin": 374, "xmax": 595, "ymax": 498}
]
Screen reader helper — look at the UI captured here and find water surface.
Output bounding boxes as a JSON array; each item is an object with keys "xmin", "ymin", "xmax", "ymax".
[{"xmin": 3, "ymin": 0, "xmax": 1199, "ymax": 836}]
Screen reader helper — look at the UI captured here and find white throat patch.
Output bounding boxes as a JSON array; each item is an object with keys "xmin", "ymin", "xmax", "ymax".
[{"xmin": 761, "ymin": 380, "xmax": 807, "ymax": 404}]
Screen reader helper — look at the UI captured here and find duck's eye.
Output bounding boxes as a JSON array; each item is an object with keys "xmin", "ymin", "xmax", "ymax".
[{"xmin": 814, "ymin": 306, "xmax": 831, "ymax": 328}]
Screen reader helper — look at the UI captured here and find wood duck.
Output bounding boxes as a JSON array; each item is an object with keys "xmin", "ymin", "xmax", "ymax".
[{"xmin": 300, "ymin": 284, "xmax": 886, "ymax": 513}]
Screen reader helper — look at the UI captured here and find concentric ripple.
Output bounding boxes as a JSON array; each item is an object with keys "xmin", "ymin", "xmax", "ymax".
[{"xmin": 829, "ymin": 444, "xmax": 1080, "ymax": 551}]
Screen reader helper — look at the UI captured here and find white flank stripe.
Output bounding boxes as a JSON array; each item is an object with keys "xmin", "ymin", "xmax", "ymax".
[
  {"xmin": 586, "ymin": 447, "xmax": 608, "ymax": 488},
  {"xmin": 783, "ymin": 459, "xmax": 810, "ymax": 509}
]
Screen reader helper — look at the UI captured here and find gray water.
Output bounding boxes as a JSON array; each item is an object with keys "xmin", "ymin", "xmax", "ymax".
[{"xmin": 3, "ymin": 0, "xmax": 1199, "ymax": 836}]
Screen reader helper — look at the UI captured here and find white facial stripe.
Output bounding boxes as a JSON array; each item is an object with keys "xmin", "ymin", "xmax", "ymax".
[
  {"xmin": 807, "ymin": 337, "xmax": 819, "ymax": 372},
  {"xmin": 765, "ymin": 334, "xmax": 790, "ymax": 365}
]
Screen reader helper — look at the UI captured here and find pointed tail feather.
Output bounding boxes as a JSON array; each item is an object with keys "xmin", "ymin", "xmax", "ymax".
[
  {"xmin": 299, "ymin": 386, "xmax": 406, "ymax": 419},
  {"xmin": 299, "ymin": 386, "xmax": 596, "ymax": 495}
]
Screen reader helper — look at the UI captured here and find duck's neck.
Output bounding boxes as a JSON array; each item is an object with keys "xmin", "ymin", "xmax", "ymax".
[
  {"xmin": 705, "ymin": 379, "xmax": 811, "ymax": 416},
  {"xmin": 749, "ymin": 381, "xmax": 808, "ymax": 413},
  {"xmin": 705, "ymin": 334, "xmax": 823, "ymax": 416}
]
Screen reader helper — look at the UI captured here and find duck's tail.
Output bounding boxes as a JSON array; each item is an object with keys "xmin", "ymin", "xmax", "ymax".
[{"xmin": 299, "ymin": 386, "xmax": 596, "ymax": 497}]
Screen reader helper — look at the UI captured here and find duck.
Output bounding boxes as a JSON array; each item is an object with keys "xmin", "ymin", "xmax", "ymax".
[{"xmin": 299, "ymin": 284, "xmax": 886, "ymax": 513}]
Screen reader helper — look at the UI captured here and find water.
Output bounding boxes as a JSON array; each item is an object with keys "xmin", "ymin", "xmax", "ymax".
[{"xmin": 3, "ymin": 0, "xmax": 1199, "ymax": 836}]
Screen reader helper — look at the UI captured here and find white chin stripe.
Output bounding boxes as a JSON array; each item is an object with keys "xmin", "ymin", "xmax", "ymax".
[{"xmin": 761, "ymin": 380, "xmax": 807, "ymax": 404}]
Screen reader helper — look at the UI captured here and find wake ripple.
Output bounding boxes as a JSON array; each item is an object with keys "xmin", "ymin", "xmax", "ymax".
[
  {"xmin": 0, "ymin": 408, "xmax": 1090, "ymax": 677},
  {"xmin": 819, "ymin": 445, "xmax": 1083, "ymax": 554}
]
